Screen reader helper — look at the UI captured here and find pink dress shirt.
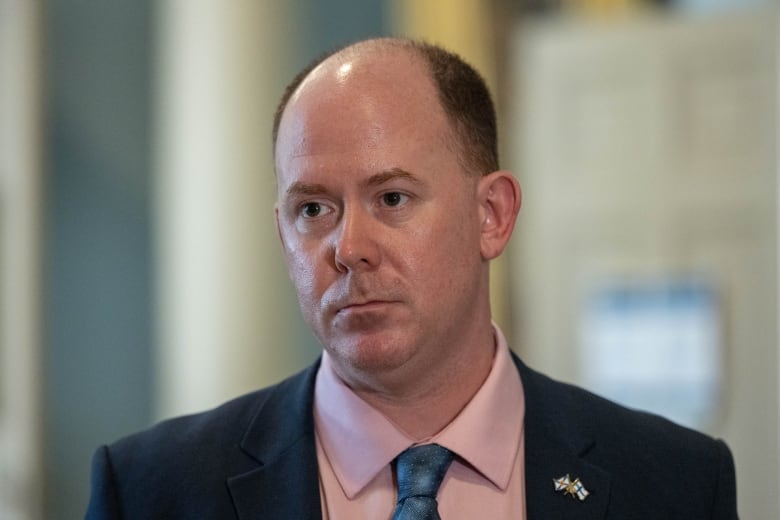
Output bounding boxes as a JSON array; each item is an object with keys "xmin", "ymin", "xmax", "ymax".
[{"xmin": 313, "ymin": 323, "xmax": 526, "ymax": 519}]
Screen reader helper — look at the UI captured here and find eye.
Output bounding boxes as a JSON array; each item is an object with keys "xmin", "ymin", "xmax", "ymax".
[
  {"xmin": 300, "ymin": 202, "xmax": 328, "ymax": 218},
  {"xmin": 381, "ymin": 192, "xmax": 408, "ymax": 207}
]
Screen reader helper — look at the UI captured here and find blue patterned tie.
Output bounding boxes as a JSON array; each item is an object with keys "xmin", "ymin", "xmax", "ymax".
[{"xmin": 392, "ymin": 444, "xmax": 454, "ymax": 520}]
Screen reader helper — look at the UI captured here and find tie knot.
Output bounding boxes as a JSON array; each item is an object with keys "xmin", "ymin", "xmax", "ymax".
[{"xmin": 395, "ymin": 444, "xmax": 454, "ymax": 502}]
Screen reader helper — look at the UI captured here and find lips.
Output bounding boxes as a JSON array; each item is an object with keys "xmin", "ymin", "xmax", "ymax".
[
  {"xmin": 329, "ymin": 299, "xmax": 400, "ymax": 332},
  {"xmin": 323, "ymin": 279, "xmax": 405, "ymax": 319},
  {"xmin": 337, "ymin": 300, "xmax": 394, "ymax": 314}
]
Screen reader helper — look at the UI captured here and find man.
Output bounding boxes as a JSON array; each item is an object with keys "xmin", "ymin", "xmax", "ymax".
[{"xmin": 86, "ymin": 38, "xmax": 738, "ymax": 519}]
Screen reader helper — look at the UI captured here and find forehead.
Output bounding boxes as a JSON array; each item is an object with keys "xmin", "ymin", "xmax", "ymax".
[{"xmin": 274, "ymin": 47, "xmax": 456, "ymax": 179}]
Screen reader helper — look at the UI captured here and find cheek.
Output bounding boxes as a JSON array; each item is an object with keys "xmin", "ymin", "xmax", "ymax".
[
  {"xmin": 289, "ymin": 256, "xmax": 316, "ymax": 299},
  {"xmin": 281, "ymin": 234, "xmax": 317, "ymax": 294},
  {"xmin": 288, "ymin": 256, "xmax": 324, "ymax": 329},
  {"xmin": 403, "ymin": 213, "xmax": 480, "ymax": 285}
]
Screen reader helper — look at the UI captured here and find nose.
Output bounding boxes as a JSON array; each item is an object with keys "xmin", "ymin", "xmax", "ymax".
[{"xmin": 333, "ymin": 206, "xmax": 380, "ymax": 272}]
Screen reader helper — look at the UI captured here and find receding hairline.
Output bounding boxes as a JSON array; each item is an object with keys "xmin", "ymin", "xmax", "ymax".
[
  {"xmin": 281, "ymin": 39, "xmax": 435, "ymax": 108},
  {"xmin": 274, "ymin": 38, "xmax": 446, "ymax": 152},
  {"xmin": 294, "ymin": 40, "xmax": 437, "ymax": 110},
  {"xmin": 329, "ymin": 37, "xmax": 426, "ymax": 63},
  {"xmin": 273, "ymin": 37, "xmax": 499, "ymax": 176}
]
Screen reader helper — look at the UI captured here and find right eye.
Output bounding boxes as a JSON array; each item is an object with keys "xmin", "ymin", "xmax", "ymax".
[
  {"xmin": 300, "ymin": 202, "xmax": 323, "ymax": 218},
  {"xmin": 298, "ymin": 201, "xmax": 336, "ymax": 220}
]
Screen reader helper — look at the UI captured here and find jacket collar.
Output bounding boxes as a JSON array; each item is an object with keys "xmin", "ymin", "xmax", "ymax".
[
  {"xmin": 514, "ymin": 355, "xmax": 611, "ymax": 519},
  {"xmin": 227, "ymin": 360, "xmax": 323, "ymax": 520},
  {"xmin": 226, "ymin": 355, "xmax": 611, "ymax": 520}
]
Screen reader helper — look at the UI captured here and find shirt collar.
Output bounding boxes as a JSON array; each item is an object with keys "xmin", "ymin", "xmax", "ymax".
[
  {"xmin": 313, "ymin": 322, "xmax": 525, "ymax": 498},
  {"xmin": 431, "ymin": 324, "xmax": 525, "ymax": 490}
]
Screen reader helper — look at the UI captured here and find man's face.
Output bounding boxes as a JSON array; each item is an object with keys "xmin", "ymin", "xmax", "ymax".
[{"xmin": 274, "ymin": 51, "xmax": 488, "ymax": 389}]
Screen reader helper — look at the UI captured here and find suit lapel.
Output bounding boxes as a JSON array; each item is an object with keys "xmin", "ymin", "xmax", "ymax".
[
  {"xmin": 227, "ymin": 361, "xmax": 323, "ymax": 520},
  {"xmin": 515, "ymin": 356, "xmax": 611, "ymax": 520},
  {"xmin": 225, "ymin": 353, "xmax": 613, "ymax": 519}
]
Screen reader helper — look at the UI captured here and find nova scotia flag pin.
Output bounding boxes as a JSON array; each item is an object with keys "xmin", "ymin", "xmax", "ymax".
[{"xmin": 553, "ymin": 474, "xmax": 590, "ymax": 501}]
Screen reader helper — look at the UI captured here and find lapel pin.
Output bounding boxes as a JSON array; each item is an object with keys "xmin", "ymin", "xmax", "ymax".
[{"xmin": 553, "ymin": 474, "xmax": 590, "ymax": 501}]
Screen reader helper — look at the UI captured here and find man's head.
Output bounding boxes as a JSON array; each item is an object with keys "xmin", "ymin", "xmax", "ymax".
[
  {"xmin": 273, "ymin": 38, "xmax": 499, "ymax": 178},
  {"xmin": 273, "ymin": 38, "xmax": 520, "ymax": 394}
]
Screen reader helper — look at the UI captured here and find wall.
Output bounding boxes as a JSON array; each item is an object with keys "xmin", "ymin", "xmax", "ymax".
[{"xmin": 509, "ymin": 9, "xmax": 778, "ymax": 518}]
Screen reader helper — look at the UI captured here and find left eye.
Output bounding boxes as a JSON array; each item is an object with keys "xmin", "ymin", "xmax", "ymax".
[{"xmin": 381, "ymin": 192, "xmax": 406, "ymax": 207}]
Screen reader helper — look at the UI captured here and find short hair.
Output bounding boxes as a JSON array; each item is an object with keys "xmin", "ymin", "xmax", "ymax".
[{"xmin": 272, "ymin": 38, "xmax": 499, "ymax": 176}]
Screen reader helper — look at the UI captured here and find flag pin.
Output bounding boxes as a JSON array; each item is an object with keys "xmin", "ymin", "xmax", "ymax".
[{"xmin": 553, "ymin": 474, "xmax": 590, "ymax": 501}]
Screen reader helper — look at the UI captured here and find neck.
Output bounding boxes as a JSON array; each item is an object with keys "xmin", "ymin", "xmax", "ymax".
[{"xmin": 339, "ymin": 325, "xmax": 497, "ymax": 440}]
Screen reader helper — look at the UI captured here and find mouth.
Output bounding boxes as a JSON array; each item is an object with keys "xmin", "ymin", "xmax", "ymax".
[{"xmin": 337, "ymin": 300, "xmax": 394, "ymax": 314}]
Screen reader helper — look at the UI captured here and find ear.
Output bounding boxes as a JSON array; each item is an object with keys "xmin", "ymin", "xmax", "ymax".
[{"xmin": 477, "ymin": 170, "xmax": 521, "ymax": 260}]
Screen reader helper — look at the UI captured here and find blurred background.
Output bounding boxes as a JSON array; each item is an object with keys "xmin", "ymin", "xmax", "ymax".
[{"xmin": 0, "ymin": 0, "xmax": 777, "ymax": 518}]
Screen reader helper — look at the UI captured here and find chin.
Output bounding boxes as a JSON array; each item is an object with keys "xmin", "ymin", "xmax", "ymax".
[{"xmin": 326, "ymin": 333, "xmax": 417, "ymax": 378}]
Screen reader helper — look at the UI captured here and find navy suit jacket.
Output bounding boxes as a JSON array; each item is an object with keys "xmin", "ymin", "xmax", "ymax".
[{"xmin": 86, "ymin": 354, "xmax": 738, "ymax": 519}]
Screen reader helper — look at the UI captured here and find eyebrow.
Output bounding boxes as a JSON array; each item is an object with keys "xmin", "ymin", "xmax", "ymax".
[
  {"xmin": 366, "ymin": 168, "xmax": 422, "ymax": 187},
  {"xmin": 285, "ymin": 181, "xmax": 328, "ymax": 197}
]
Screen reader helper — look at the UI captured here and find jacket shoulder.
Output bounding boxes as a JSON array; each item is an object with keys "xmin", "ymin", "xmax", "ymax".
[
  {"xmin": 86, "ymin": 361, "xmax": 320, "ymax": 518},
  {"xmin": 521, "ymin": 360, "xmax": 725, "ymax": 456},
  {"xmin": 516, "ymin": 357, "xmax": 737, "ymax": 518},
  {"xmin": 111, "ymin": 363, "xmax": 311, "ymax": 457}
]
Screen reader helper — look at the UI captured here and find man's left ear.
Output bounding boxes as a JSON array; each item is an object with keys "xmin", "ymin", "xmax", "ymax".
[{"xmin": 477, "ymin": 170, "xmax": 522, "ymax": 260}]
